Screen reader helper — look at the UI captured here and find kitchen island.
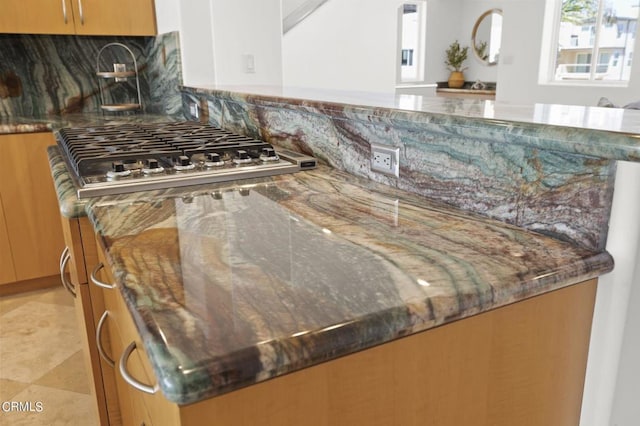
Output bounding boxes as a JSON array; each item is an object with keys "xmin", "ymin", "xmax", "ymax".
[
  {"xmin": 47, "ymin": 145, "xmax": 610, "ymax": 425},
  {"xmin": 41, "ymin": 88, "xmax": 640, "ymax": 425}
]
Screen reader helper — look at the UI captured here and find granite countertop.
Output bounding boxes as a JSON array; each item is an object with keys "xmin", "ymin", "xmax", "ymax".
[
  {"xmin": 1, "ymin": 112, "xmax": 178, "ymax": 135},
  {"xmin": 0, "ymin": 117, "xmax": 53, "ymax": 134},
  {"xmin": 78, "ymin": 157, "xmax": 612, "ymax": 405},
  {"xmin": 183, "ymin": 85, "xmax": 640, "ymax": 161}
]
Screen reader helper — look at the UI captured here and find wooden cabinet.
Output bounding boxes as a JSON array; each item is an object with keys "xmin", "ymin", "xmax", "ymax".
[
  {"xmin": 0, "ymin": 194, "xmax": 17, "ymax": 284},
  {"xmin": 94, "ymin": 242, "xmax": 155, "ymax": 426},
  {"xmin": 0, "ymin": 0, "xmax": 156, "ymax": 36},
  {"xmin": 71, "ymin": 0, "xmax": 157, "ymax": 36},
  {"xmin": 0, "ymin": 0, "xmax": 75, "ymax": 35},
  {"xmin": 60, "ymin": 216, "xmax": 117, "ymax": 426},
  {"xmin": 0, "ymin": 132, "xmax": 65, "ymax": 293}
]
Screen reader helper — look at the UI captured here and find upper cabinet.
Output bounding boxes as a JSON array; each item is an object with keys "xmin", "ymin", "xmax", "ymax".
[
  {"xmin": 0, "ymin": 0, "xmax": 76, "ymax": 35},
  {"xmin": 0, "ymin": 0, "xmax": 156, "ymax": 36},
  {"xmin": 70, "ymin": 0, "xmax": 157, "ymax": 36}
]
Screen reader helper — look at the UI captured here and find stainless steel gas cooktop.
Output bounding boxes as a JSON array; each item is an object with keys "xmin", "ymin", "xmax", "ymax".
[{"xmin": 56, "ymin": 121, "xmax": 317, "ymax": 198}]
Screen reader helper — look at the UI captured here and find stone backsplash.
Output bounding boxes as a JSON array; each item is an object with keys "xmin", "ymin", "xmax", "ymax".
[
  {"xmin": 181, "ymin": 88, "xmax": 616, "ymax": 252},
  {"xmin": 0, "ymin": 32, "xmax": 182, "ymax": 117}
]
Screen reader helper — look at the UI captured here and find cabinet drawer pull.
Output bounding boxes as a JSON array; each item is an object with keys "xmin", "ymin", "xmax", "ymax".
[
  {"xmin": 90, "ymin": 263, "xmax": 116, "ymax": 289},
  {"xmin": 61, "ymin": 0, "xmax": 68, "ymax": 24},
  {"xmin": 78, "ymin": 0, "xmax": 84, "ymax": 24},
  {"xmin": 96, "ymin": 311, "xmax": 115, "ymax": 368},
  {"xmin": 59, "ymin": 247, "xmax": 76, "ymax": 298},
  {"xmin": 120, "ymin": 342, "xmax": 157, "ymax": 395}
]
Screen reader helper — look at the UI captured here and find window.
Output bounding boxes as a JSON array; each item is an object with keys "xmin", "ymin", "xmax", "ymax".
[
  {"xmin": 401, "ymin": 49, "xmax": 414, "ymax": 66},
  {"xmin": 544, "ymin": 0, "xmax": 639, "ymax": 83},
  {"xmin": 398, "ymin": 2, "xmax": 427, "ymax": 83}
]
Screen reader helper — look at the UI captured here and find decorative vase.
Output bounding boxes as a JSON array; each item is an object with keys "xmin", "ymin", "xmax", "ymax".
[{"xmin": 448, "ymin": 71, "xmax": 465, "ymax": 89}]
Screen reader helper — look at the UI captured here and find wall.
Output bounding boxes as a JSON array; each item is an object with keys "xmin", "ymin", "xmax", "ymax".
[
  {"xmin": 210, "ymin": 0, "xmax": 283, "ymax": 86},
  {"xmin": 281, "ymin": 0, "xmax": 640, "ymax": 105},
  {"xmin": 456, "ymin": 0, "xmax": 501, "ymax": 84},
  {"xmin": 282, "ymin": 0, "xmax": 403, "ymax": 93},
  {"xmin": 157, "ymin": 0, "xmax": 282, "ymax": 87}
]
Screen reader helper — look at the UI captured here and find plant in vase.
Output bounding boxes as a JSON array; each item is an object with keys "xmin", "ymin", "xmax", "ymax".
[{"xmin": 445, "ymin": 40, "xmax": 469, "ymax": 89}]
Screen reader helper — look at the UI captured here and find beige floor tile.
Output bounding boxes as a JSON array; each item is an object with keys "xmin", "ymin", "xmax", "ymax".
[
  {"xmin": 34, "ymin": 350, "xmax": 91, "ymax": 395},
  {"xmin": 0, "ymin": 384, "xmax": 98, "ymax": 426},
  {"xmin": 31, "ymin": 285, "xmax": 75, "ymax": 308},
  {"xmin": 0, "ymin": 378, "xmax": 29, "ymax": 401},
  {"xmin": 0, "ymin": 301, "xmax": 81, "ymax": 383},
  {"xmin": 0, "ymin": 285, "xmax": 72, "ymax": 315}
]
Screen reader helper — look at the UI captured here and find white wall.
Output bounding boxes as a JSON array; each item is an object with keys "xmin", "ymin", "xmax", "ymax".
[
  {"xmin": 154, "ymin": 0, "xmax": 282, "ymax": 87},
  {"xmin": 282, "ymin": 0, "xmax": 403, "ymax": 93},
  {"xmin": 210, "ymin": 0, "xmax": 283, "ymax": 86},
  {"xmin": 581, "ymin": 161, "xmax": 640, "ymax": 426},
  {"xmin": 456, "ymin": 0, "xmax": 501, "ymax": 84}
]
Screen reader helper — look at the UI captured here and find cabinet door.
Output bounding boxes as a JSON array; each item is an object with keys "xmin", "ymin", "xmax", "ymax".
[
  {"xmin": 0, "ymin": 0, "xmax": 75, "ymax": 35},
  {"xmin": 95, "ymin": 246, "xmax": 154, "ymax": 426},
  {"xmin": 70, "ymin": 0, "xmax": 156, "ymax": 36},
  {"xmin": 0, "ymin": 133, "xmax": 65, "ymax": 282},
  {"xmin": 0, "ymin": 194, "xmax": 17, "ymax": 285}
]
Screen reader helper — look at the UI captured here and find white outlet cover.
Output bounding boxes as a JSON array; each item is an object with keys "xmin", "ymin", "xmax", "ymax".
[{"xmin": 370, "ymin": 143, "xmax": 399, "ymax": 177}]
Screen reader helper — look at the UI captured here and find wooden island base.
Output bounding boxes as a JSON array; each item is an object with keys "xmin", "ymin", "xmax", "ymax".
[{"xmin": 135, "ymin": 279, "xmax": 597, "ymax": 426}]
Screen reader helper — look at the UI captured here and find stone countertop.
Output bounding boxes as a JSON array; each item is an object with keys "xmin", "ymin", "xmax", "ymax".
[
  {"xmin": 1, "ymin": 112, "xmax": 179, "ymax": 135},
  {"xmin": 182, "ymin": 85, "xmax": 640, "ymax": 161},
  {"xmin": 0, "ymin": 117, "xmax": 53, "ymax": 134},
  {"xmin": 82, "ymin": 159, "xmax": 612, "ymax": 406}
]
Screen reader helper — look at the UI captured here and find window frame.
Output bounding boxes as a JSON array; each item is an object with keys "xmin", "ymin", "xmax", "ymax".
[
  {"xmin": 539, "ymin": 0, "xmax": 637, "ymax": 87},
  {"xmin": 397, "ymin": 1, "xmax": 428, "ymax": 84}
]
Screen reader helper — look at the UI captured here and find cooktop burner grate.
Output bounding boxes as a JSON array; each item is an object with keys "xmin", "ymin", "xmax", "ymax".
[
  {"xmin": 55, "ymin": 121, "xmax": 317, "ymax": 198},
  {"xmin": 58, "ymin": 122, "xmax": 272, "ymax": 176}
]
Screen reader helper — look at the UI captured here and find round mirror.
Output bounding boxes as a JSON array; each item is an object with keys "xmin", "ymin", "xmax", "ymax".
[{"xmin": 471, "ymin": 9, "xmax": 503, "ymax": 66}]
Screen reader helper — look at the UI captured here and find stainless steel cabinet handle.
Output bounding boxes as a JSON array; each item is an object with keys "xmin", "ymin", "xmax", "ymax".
[
  {"xmin": 77, "ymin": 0, "xmax": 84, "ymax": 25},
  {"xmin": 59, "ymin": 247, "xmax": 76, "ymax": 298},
  {"xmin": 90, "ymin": 263, "xmax": 116, "ymax": 289},
  {"xmin": 96, "ymin": 311, "xmax": 115, "ymax": 368},
  {"xmin": 61, "ymin": 0, "xmax": 68, "ymax": 24},
  {"xmin": 119, "ymin": 342, "xmax": 157, "ymax": 394}
]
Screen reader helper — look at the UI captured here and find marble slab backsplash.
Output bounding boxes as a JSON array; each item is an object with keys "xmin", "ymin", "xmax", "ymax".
[
  {"xmin": 0, "ymin": 32, "xmax": 182, "ymax": 117},
  {"xmin": 181, "ymin": 88, "xmax": 616, "ymax": 251}
]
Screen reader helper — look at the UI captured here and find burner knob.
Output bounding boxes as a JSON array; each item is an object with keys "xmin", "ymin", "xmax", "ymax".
[
  {"xmin": 177, "ymin": 155, "xmax": 190, "ymax": 167},
  {"xmin": 206, "ymin": 152, "xmax": 221, "ymax": 163},
  {"xmin": 146, "ymin": 159, "xmax": 159, "ymax": 169},
  {"xmin": 262, "ymin": 147, "xmax": 277, "ymax": 158},
  {"xmin": 239, "ymin": 188, "xmax": 251, "ymax": 197},
  {"xmin": 236, "ymin": 150, "xmax": 249, "ymax": 160},
  {"xmin": 112, "ymin": 161, "xmax": 125, "ymax": 173}
]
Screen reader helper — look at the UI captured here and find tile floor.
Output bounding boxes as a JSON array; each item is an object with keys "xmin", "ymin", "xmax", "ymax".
[{"xmin": 0, "ymin": 285, "xmax": 98, "ymax": 425}]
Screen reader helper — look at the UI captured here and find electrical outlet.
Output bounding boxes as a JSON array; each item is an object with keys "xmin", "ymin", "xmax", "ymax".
[
  {"xmin": 189, "ymin": 102, "xmax": 199, "ymax": 119},
  {"xmin": 370, "ymin": 144, "xmax": 399, "ymax": 177}
]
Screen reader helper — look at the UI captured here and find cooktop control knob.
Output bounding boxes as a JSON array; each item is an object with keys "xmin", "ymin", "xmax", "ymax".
[
  {"xmin": 142, "ymin": 158, "xmax": 165, "ymax": 175},
  {"xmin": 260, "ymin": 147, "xmax": 279, "ymax": 162},
  {"xmin": 112, "ymin": 161, "xmax": 125, "ymax": 173},
  {"xmin": 106, "ymin": 161, "xmax": 132, "ymax": 179},
  {"xmin": 233, "ymin": 149, "xmax": 253, "ymax": 165},
  {"xmin": 205, "ymin": 152, "xmax": 225, "ymax": 167},
  {"xmin": 174, "ymin": 155, "xmax": 195, "ymax": 171}
]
